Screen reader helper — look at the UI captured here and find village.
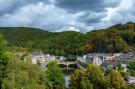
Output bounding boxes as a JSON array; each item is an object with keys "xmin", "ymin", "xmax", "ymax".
[
  {"xmin": 29, "ymin": 52, "xmax": 135, "ymax": 68},
  {"xmin": 24, "ymin": 51, "xmax": 135, "ymax": 85}
]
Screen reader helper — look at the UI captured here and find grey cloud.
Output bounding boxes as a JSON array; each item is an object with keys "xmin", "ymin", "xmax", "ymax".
[
  {"xmin": 0, "ymin": 0, "xmax": 49, "ymax": 15},
  {"xmin": 77, "ymin": 11, "xmax": 107, "ymax": 25},
  {"xmin": 55, "ymin": 0, "xmax": 104, "ymax": 12},
  {"xmin": 55, "ymin": 0, "xmax": 121, "ymax": 13}
]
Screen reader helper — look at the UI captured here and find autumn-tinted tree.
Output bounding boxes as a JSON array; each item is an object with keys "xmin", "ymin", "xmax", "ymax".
[
  {"xmin": 107, "ymin": 70, "xmax": 127, "ymax": 89},
  {"xmin": 85, "ymin": 64, "xmax": 107, "ymax": 89},
  {"xmin": 69, "ymin": 69, "xmax": 92, "ymax": 89},
  {"xmin": 69, "ymin": 65, "xmax": 108, "ymax": 89}
]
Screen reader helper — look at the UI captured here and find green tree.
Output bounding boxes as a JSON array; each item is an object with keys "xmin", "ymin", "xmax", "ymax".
[
  {"xmin": 2, "ymin": 56, "xmax": 47, "ymax": 89},
  {"xmin": 69, "ymin": 64, "xmax": 130, "ymax": 89},
  {"xmin": 69, "ymin": 65, "xmax": 108, "ymax": 89},
  {"xmin": 86, "ymin": 64, "xmax": 107, "ymax": 89},
  {"xmin": 69, "ymin": 69, "xmax": 92, "ymax": 89},
  {"xmin": 128, "ymin": 61, "xmax": 135, "ymax": 76},
  {"xmin": 0, "ymin": 34, "xmax": 8, "ymax": 88},
  {"xmin": 44, "ymin": 61, "xmax": 65, "ymax": 89},
  {"xmin": 81, "ymin": 77, "xmax": 93, "ymax": 89}
]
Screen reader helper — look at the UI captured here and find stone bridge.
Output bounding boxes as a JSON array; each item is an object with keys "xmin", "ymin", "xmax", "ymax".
[
  {"xmin": 57, "ymin": 61, "xmax": 77, "ymax": 68},
  {"xmin": 56, "ymin": 60, "xmax": 86, "ymax": 70}
]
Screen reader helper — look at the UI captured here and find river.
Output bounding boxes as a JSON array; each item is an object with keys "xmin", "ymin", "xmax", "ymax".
[
  {"xmin": 63, "ymin": 69, "xmax": 74, "ymax": 88},
  {"xmin": 65, "ymin": 75, "xmax": 71, "ymax": 88}
]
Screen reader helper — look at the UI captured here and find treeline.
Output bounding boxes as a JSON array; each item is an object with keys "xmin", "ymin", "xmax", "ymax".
[{"xmin": 1, "ymin": 22, "xmax": 135, "ymax": 55}]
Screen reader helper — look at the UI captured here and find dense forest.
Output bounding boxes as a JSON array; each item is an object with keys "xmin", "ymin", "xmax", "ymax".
[{"xmin": 0, "ymin": 22, "xmax": 135, "ymax": 55}]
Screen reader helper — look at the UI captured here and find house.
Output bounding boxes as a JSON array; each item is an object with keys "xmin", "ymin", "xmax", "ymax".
[
  {"xmin": 106, "ymin": 53, "xmax": 114, "ymax": 61},
  {"xmin": 98, "ymin": 53, "xmax": 107, "ymax": 62},
  {"xmin": 60, "ymin": 56, "xmax": 66, "ymax": 61},
  {"xmin": 31, "ymin": 51, "xmax": 45, "ymax": 64},
  {"xmin": 101, "ymin": 60, "xmax": 119, "ymax": 70},
  {"xmin": 92, "ymin": 55, "xmax": 102, "ymax": 66},
  {"xmin": 83, "ymin": 55, "xmax": 87, "ymax": 60},
  {"xmin": 113, "ymin": 53, "xmax": 122, "ymax": 57},
  {"xmin": 86, "ymin": 54, "xmax": 102, "ymax": 66},
  {"xmin": 30, "ymin": 51, "xmax": 57, "ymax": 70},
  {"xmin": 127, "ymin": 76, "xmax": 135, "ymax": 84},
  {"xmin": 114, "ymin": 53, "xmax": 135, "ymax": 64},
  {"xmin": 45, "ymin": 54, "xmax": 55, "ymax": 61}
]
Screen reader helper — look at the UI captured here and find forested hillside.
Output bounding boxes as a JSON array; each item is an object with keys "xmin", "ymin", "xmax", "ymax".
[
  {"xmin": 0, "ymin": 27, "xmax": 88, "ymax": 55},
  {"xmin": 0, "ymin": 22, "xmax": 135, "ymax": 55},
  {"xmin": 87, "ymin": 22, "xmax": 135, "ymax": 53}
]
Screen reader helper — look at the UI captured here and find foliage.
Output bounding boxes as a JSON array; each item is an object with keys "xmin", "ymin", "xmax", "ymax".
[
  {"xmin": 2, "ymin": 56, "xmax": 47, "ymax": 89},
  {"xmin": 128, "ymin": 61, "xmax": 135, "ymax": 76},
  {"xmin": 0, "ymin": 34, "xmax": 8, "ymax": 88},
  {"xmin": 86, "ymin": 64, "xmax": 107, "ymax": 89},
  {"xmin": 43, "ymin": 61, "xmax": 65, "ymax": 89},
  {"xmin": 0, "ymin": 27, "xmax": 88, "ymax": 56},
  {"xmin": 69, "ymin": 69, "xmax": 92, "ymax": 89},
  {"xmin": 69, "ymin": 64, "xmax": 128, "ymax": 89},
  {"xmin": 78, "ymin": 60, "xmax": 88, "ymax": 68},
  {"xmin": 88, "ymin": 29, "xmax": 129, "ymax": 53},
  {"xmin": 108, "ymin": 70, "xmax": 127, "ymax": 89}
]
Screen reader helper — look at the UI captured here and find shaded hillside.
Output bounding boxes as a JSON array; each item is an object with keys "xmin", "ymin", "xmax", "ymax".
[
  {"xmin": 0, "ymin": 27, "xmax": 52, "ymax": 46},
  {"xmin": 0, "ymin": 27, "xmax": 87, "ymax": 55}
]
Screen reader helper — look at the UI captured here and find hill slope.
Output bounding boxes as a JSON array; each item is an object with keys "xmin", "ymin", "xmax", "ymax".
[
  {"xmin": 0, "ymin": 27, "xmax": 52, "ymax": 46},
  {"xmin": 87, "ymin": 22, "xmax": 135, "ymax": 53},
  {"xmin": 0, "ymin": 22, "xmax": 135, "ymax": 55},
  {"xmin": 0, "ymin": 27, "xmax": 87, "ymax": 55}
]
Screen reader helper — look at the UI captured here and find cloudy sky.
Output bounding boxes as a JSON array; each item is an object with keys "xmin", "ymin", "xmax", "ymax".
[{"xmin": 0, "ymin": 0, "xmax": 135, "ymax": 32}]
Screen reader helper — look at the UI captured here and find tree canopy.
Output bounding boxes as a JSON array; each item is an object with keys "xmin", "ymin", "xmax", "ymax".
[
  {"xmin": 0, "ymin": 34, "xmax": 8, "ymax": 88},
  {"xmin": 69, "ymin": 64, "xmax": 128, "ymax": 89},
  {"xmin": 43, "ymin": 61, "xmax": 65, "ymax": 89}
]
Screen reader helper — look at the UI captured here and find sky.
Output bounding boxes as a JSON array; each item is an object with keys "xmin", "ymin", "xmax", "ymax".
[{"xmin": 0, "ymin": 0, "xmax": 135, "ymax": 32}]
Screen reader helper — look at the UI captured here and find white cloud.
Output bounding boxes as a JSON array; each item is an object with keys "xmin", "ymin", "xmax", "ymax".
[{"xmin": 66, "ymin": 27, "xmax": 80, "ymax": 32}]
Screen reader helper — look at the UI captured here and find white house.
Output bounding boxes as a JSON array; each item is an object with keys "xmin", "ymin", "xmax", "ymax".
[
  {"xmin": 92, "ymin": 55, "xmax": 102, "ymax": 66},
  {"xmin": 31, "ymin": 51, "xmax": 45, "ymax": 64},
  {"xmin": 127, "ymin": 76, "xmax": 135, "ymax": 84},
  {"xmin": 45, "ymin": 54, "xmax": 55, "ymax": 61},
  {"xmin": 85, "ymin": 54, "xmax": 102, "ymax": 66},
  {"xmin": 60, "ymin": 56, "xmax": 66, "ymax": 61}
]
